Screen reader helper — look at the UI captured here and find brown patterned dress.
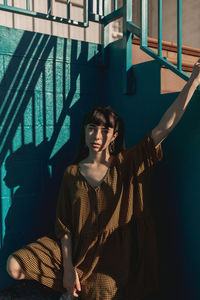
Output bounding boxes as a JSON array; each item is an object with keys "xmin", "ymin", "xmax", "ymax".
[{"xmin": 12, "ymin": 131, "xmax": 163, "ymax": 300}]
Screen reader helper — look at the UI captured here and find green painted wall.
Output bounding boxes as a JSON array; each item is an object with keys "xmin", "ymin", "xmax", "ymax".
[
  {"xmin": 0, "ymin": 25, "xmax": 104, "ymax": 290},
  {"xmin": 103, "ymin": 38, "xmax": 200, "ymax": 300},
  {"xmin": 1, "ymin": 24, "xmax": 200, "ymax": 299}
]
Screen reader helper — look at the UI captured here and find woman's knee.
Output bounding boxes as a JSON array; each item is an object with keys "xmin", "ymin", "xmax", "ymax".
[{"xmin": 6, "ymin": 255, "xmax": 25, "ymax": 280}]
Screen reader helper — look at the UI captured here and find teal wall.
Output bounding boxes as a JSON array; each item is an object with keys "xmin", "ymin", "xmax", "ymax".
[
  {"xmin": 103, "ymin": 38, "xmax": 200, "ymax": 300},
  {"xmin": 0, "ymin": 25, "xmax": 104, "ymax": 290},
  {"xmin": 1, "ymin": 24, "xmax": 200, "ymax": 299}
]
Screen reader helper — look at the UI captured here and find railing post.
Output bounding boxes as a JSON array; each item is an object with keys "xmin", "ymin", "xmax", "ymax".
[
  {"xmin": 123, "ymin": 0, "xmax": 133, "ymax": 94},
  {"xmin": 96, "ymin": 0, "xmax": 110, "ymax": 67},
  {"xmin": 177, "ymin": 0, "xmax": 182, "ymax": 71},
  {"xmin": 141, "ymin": 0, "xmax": 148, "ymax": 47},
  {"xmin": 158, "ymin": 0, "xmax": 162, "ymax": 57},
  {"xmin": 47, "ymin": 0, "xmax": 51, "ymax": 14},
  {"xmin": 102, "ymin": 0, "xmax": 110, "ymax": 47},
  {"xmin": 83, "ymin": 0, "xmax": 88, "ymax": 24},
  {"xmin": 67, "ymin": 0, "xmax": 71, "ymax": 20},
  {"xmin": 114, "ymin": 0, "xmax": 118, "ymax": 11},
  {"xmin": 26, "ymin": 0, "xmax": 30, "ymax": 11}
]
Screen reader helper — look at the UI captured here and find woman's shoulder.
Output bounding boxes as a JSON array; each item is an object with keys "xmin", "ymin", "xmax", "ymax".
[
  {"xmin": 116, "ymin": 145, "xmax": 137, "ymax": 164},
  {"xmin": 63, "ymin": 163, "xmax": 79, "ymax": 177}
]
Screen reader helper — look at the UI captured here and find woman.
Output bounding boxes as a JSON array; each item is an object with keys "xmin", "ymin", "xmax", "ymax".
[{"xmin": 6, "ymin": 60, "xmax": 200, "ymax": 300}]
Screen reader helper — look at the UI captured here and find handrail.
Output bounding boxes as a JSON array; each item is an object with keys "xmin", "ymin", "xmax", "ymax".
[
  {"xmin": 132, "ymin": 36, "xmax": 200, "ymax": 72},
  {"xmin": 0, "ymin": 0, "xmax": 194, "ymax": 84},
  {"xmin": 127, "ymin": 0, "xmax": 190, "ymax": 82},
  {"xmin": 101, "ymin": 7, "xmax": 123, "ymax": 26}
]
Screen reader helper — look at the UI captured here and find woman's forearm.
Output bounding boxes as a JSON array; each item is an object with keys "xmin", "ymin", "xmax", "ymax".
[
  {"xmin": 61, "ymin": 233, "xmax": 73, "ymax": 268},
  {"xmin": 61, "ymin": 234, "xmax": 81, "ymax": 296},
  {"xmin": 152, "ymin": 60, "xmax": 200, "ymax": 146},
  {"xmin": 158, "ymin": 77, "xmax": 198, "ymax": 132}
]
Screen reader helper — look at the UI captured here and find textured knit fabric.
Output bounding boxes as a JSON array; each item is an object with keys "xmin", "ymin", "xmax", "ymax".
[{"xmin": 12, "ymin": 131, "xmax": 163, "ymax": 300}]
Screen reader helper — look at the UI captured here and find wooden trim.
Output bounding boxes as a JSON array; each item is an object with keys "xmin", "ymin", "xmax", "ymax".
[
  {"xmin": 132, "ymin": 36, "xmax": 199, "ymax": 72},
  {"xmin": 132, "ymin": 36, "xmax": 200, "ymax": 57}
]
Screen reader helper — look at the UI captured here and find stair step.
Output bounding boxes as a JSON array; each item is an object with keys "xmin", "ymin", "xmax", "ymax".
[{"xmin": 132, "ymin": 36, "xmax": 200, "ymax": 94}]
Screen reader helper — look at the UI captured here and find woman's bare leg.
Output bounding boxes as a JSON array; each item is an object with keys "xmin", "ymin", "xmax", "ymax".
[{"xmin": 6, "ymin": 255, "xmax": 32, "ymax": 280}]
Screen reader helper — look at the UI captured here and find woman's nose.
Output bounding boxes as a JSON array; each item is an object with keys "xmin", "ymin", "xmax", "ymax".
[{"xmin": 94, "ymin": 129, "xmax": 101, "ymax": 139}]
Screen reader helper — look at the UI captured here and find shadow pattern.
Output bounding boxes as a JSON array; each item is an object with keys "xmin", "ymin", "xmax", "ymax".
[{"xmin": 0, "ymin": 26, "xmax": 104, "ymax": 290}]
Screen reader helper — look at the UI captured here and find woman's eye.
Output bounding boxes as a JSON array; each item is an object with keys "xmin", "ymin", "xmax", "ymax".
[{"xmin": 88, "ymin": 127, "xmax": 94, "ymax": 131}]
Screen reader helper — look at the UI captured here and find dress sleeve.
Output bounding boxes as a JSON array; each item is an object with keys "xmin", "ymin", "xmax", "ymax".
[
  {"xmin": 122, "ymin": 130, "xmax": 163, "ymax": 175},
  {"xmin": 54, "ymin": 171, "xmax": 73, "ymax": 239}
]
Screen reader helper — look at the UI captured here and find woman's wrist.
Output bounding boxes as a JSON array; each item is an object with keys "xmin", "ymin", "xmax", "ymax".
[
  {"xmin": 189, "ymin": 61, "xmax": 200, "ymax": 87},
  {"xmin": 188, "ymin": 76, "xmax": 199, "ymax": 88},
  {"xmin": 60, "ymin": 233, "xmax": 73, "ymax": 270}
]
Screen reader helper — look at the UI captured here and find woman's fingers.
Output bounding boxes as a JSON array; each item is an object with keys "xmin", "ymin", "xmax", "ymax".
[
  {"xmin": 75, "ymin": 270, "xmax": 81, "ymax": 291},
  {"xmin": 73, "ymin": 285, "xmax": 81, "ymax": 297},
  {"xmin": 63, "ymin": 267, "xmax": 81, "ymax": 298},
  {"xmin": 76, "ymin": 279, "xmax": 81, "ymax": 292},
  {"xmin": 73, "ymin": 289, "xmax": 79, "ymax": 297},
  {"xmin": 72, "ymin": 269, "xmax": 81, "ymax": 297},
  {"xmin": 72, "ymin": 282, "xmax": 81, "ymax": 297}
]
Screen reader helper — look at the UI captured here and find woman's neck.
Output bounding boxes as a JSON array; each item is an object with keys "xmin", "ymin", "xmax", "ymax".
[{"xmin": 84, "ymin": 149, "xmax": 112, "ymax": 165}]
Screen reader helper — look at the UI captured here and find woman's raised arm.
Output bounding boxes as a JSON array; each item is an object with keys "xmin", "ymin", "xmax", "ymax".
[{"xmin": 152, "ymin": 59, "xmax": 200, "ymax": 146}]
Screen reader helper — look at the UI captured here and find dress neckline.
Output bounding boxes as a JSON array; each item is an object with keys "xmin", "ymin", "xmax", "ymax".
[{"xmin": 77, "ymin": 156, "xmax": 116, "ymax": 191}]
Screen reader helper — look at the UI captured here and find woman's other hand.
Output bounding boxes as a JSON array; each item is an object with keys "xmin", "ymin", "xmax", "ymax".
[{"xmin": 63, "ymin": 266, "xmax": 81, "ymax": 298}]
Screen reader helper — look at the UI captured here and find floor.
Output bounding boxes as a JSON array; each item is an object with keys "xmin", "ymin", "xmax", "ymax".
[
  {"xmin": 0, "ymin": 280, "xmax": 168, "ymax": 300},
  {"xmin": 0, "ymin": 280, "xmax": 62, "ymax": 300}
]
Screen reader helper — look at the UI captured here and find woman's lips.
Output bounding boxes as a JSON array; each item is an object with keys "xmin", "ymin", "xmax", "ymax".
[{"xmin": 92, "ymin": 143, "xmax": 100, "ymax": 146}]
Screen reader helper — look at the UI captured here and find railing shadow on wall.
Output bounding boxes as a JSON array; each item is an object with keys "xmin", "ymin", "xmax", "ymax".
[{"xmin": 0, "ymin": 28, "xmax": 103, "ymax": 289}]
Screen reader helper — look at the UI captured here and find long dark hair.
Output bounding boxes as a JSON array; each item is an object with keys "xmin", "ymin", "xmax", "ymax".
[{"xmin": 72, "ymin": 106, "xmax": 125, "ymax": 164}]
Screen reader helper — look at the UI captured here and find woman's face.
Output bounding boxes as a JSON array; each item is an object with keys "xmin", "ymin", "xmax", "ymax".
[{"xmin": 85, "ymin": 123, "xmax": 118, "ymax": 153}]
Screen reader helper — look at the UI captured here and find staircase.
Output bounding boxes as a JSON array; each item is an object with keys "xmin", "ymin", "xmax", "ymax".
[{"xmin": 132, "ymin": 36, "xmax": 200, "ymax": 93}]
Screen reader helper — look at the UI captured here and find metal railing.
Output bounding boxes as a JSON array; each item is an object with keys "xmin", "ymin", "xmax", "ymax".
[
  {"xmin": 0, "ymin": 0, "xmax": 117, "ymax": 27},
  {"xmin": 0, "ymin": 0, "xmax": 89, "ymax": 27},
  {"xmin": 0, "ymin": 0, "xmax": 191, "ymax": 82},
  {"xmin": 127, "ymin": 0, "xmax": 190, "ymax": 82},
  {"xmin": 97, "ymin": 0, "xmax": 190, "ymax": 85}
]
